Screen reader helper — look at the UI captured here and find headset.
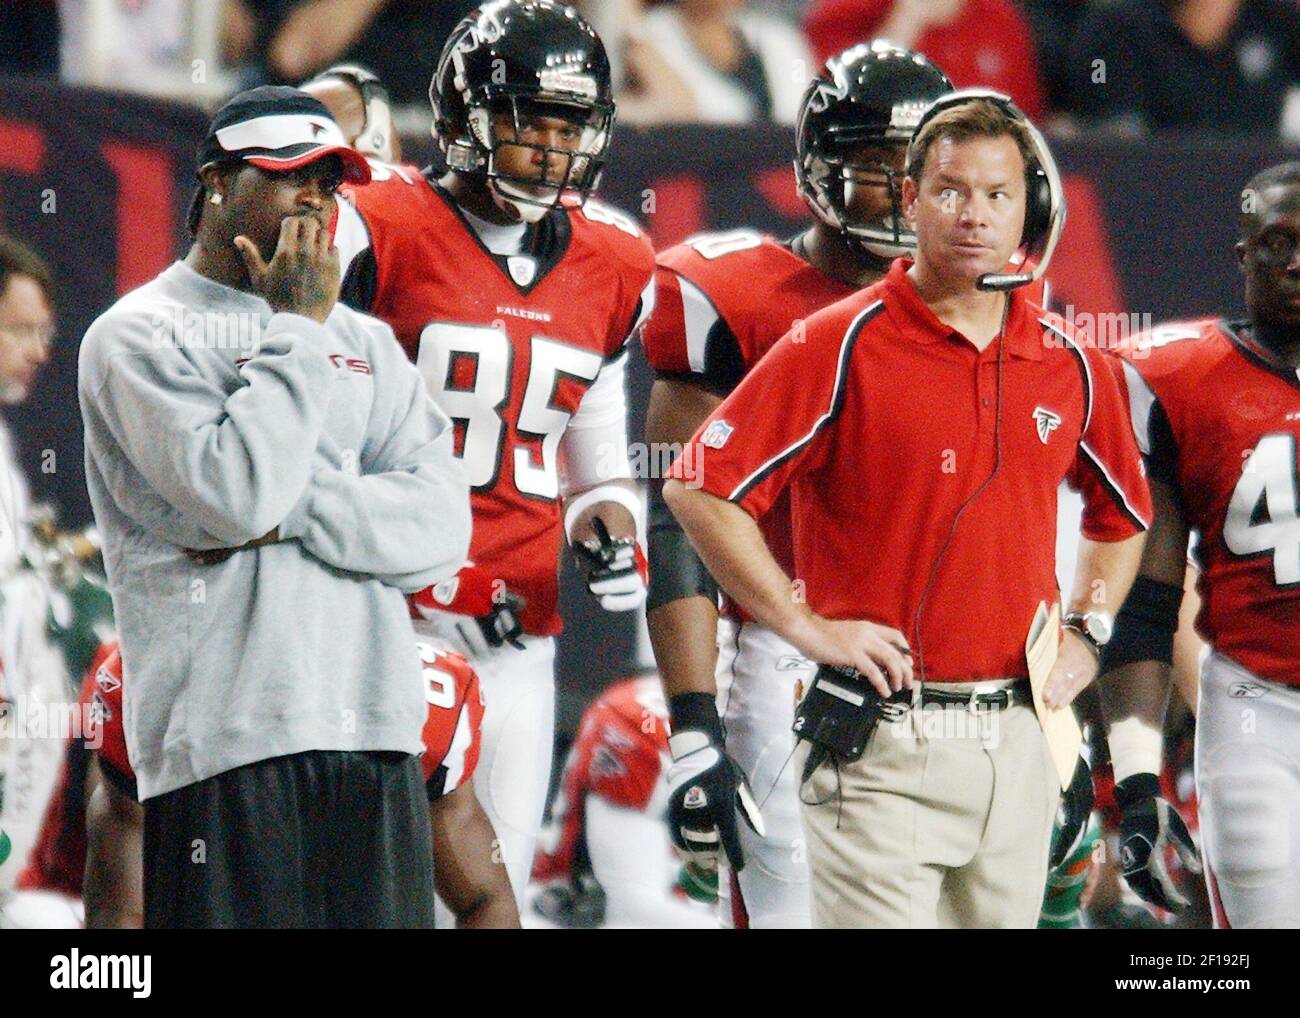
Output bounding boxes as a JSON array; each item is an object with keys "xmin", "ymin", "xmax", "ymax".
[{"xmin": 906, "ymin": 88, "xmax": 1066, "ymax": 291}]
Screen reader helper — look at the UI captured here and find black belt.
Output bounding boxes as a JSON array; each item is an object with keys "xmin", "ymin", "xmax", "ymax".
[{"xmin": 913, "ymin": 680, "xmax": 1031, "ymax": 711}]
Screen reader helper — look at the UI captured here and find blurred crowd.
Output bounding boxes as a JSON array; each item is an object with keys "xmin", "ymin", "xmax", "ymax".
[{"xmin": 5, "ymin": 1, "xmax": 1300, "ymax": 135}]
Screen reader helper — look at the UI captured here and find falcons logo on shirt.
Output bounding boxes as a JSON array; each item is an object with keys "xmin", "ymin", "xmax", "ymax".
[{"xmin": 1033, "ymin": 406, "xmax": 1062, "ymax": 444}]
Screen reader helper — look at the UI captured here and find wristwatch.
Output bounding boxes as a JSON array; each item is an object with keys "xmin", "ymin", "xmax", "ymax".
[{"xmin": 1063, "ymin": 611, "xmax": 1114, "ymax": 657}]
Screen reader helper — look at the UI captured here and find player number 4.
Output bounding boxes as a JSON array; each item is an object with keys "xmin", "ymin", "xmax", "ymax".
[{"xmin": 1224, "ymin": 432, "xmax": 1300, "ymax": 585}]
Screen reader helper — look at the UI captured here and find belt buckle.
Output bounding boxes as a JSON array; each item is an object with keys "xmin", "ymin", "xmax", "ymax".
[{"xmin": 967, "ymin": 683, "xmax": 1001, "ymax": 714}]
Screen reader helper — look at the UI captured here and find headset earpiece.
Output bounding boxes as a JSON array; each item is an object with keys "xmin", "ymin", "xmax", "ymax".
[{"xmin": 1023, "ymin": 163, "xmax": 1052, "ymax": 248}]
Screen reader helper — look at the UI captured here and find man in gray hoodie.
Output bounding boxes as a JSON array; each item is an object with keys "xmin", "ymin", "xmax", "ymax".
[{"xmin": 78, "ymin": 87, "xmax": 472, "ymax": 928}]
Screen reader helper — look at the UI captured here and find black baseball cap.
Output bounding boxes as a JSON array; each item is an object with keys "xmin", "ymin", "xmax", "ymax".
[{"xmin": 197, "ymin": 86, "xmax": 371, "ymax": 184}]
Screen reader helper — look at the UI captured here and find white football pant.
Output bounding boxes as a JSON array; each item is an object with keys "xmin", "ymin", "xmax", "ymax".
[
  {"xmin": 715, "ymin": 617, "xmax": 816, "ymax": 929},
  {"xmin": 1196, "ymin": 652, "xmax": 1300, "ymax": 929}
]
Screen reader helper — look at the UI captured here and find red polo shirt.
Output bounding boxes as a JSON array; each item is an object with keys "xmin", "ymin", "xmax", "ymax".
[{"xmin": 672, "ymin": 259, "xmax": 1151, "ymax": 682}]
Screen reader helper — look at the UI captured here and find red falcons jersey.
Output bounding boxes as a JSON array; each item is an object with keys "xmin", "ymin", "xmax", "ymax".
[
  {"xmin": 533, "ymin": 676, "xmax": 668, "ymax": 882},
  {"xmin": 644, "ymin": 232, "xmax": 857, "ymax": 587},
  {"xmin": 415, "ymin": 640, "xmax": 484, "ymax": 799},
  {"xmin": 338, "ymin": 164, "xmax": 656, "ymax": 635},
  {"xmin": 81, "ymin": 645, "xmax": 133, "ymax": 796},
  {"xmin": 1121, "ymin": 319, "xmax": 1300, "ymax": 686},
  {"xmin": 81, "ymin": 640, "xmax": 485, "ymax": 802}
]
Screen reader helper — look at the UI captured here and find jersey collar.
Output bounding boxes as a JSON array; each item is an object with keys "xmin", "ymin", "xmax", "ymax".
[
  {"xmin": 425, "ymin": 171, "xmax": 572, "ymax": 297},
  {"xmin": 881, "ymin": 258, "xmax": 1042, "ymax": 359},
  {"xmin": 1223, "ymin": 318, "xmax": 1300, "ymax": 390}
]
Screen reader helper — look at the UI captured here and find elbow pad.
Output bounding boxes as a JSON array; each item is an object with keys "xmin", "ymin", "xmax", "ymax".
[{"xmin": 646, "ymin": 486, "xmax": 718, "ymax": 612}]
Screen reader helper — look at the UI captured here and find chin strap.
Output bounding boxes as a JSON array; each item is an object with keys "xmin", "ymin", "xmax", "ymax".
[{"xmin": 489, "ymin": 178, "xmax": 552, "ymax": 224}]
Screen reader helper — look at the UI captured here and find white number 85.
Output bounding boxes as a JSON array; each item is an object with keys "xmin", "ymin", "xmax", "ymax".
[{"xmin": 416, "ymin": 322, "xmax": 603, "ymax": 499}]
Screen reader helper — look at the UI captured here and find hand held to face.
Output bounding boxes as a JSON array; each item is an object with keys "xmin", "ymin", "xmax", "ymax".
[{"xmin": 234, "ymin": 215, "xmax": 340, "ymax": 323}]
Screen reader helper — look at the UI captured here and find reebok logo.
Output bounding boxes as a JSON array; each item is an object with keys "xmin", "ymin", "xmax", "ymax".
[
  {"xmin": 328, "ymin": 354, "xmax": 372, "ymax": 375},
  {"xmin": 50, "ymin": 950, "xmax": 151, "ymax": 998}
]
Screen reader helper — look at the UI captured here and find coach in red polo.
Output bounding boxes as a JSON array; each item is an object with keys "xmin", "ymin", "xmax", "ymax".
[{"xmin": 665, "ymin": 94, "xmax": 1151, "ymax": 928}]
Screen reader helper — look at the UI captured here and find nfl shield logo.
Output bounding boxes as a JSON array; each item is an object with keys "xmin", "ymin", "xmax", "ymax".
[
  {"xmin": 700, "ymin": 420, "xmax": 734, "ymax": 449},
  {"xmin": 507, "ymin": 256, "xmax": 537, "ymax": 286}
]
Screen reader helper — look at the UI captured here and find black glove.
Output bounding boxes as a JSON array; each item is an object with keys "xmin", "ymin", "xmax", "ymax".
[
  {"xmin": 1049, "ymin": 754, "xmax": 1096, "ymax": 870},
  {"xmin": 573, "ymin": 518, "xmax": 648, "ymax": 612},
  {"xmin": 1115, "ymin": 772, "xmax": 1201, "ymax": 912},
  {"xmin": 666, "ymin": 693, "xmax": 765, "ymax": 872}
]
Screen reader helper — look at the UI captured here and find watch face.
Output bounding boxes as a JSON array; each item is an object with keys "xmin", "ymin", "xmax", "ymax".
[{"xmin": 1086, "ymin": 613, "xmax": 1114, "ymax": 645}]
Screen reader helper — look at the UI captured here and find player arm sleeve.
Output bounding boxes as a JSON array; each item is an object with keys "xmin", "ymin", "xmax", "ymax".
[
  {"xmin": 644, "ymin": 265, "xmax": 746, "ymax": 396},
  {"xmin": 671, "ymin": 312, "xmax": 858, "ymax": 520},
  {"xmin": 647, "ymin": 479, "xmax": 717, "ymax": 610},
  {"xmin": 559, "ymin": 349, "xmax": 633, "ymax": 492},
  {"xmin": 79, "ymin": 311, "xmax": 334, "ymax": 546},
  {"xmin": 278, "ymin": 324, "xmax": 471, "ymax": 592},
  {"xmin": 1118, "ymin": 359, "xmax": 1179, "ymax": 486},
  {"xmin": 558, "ymin": 261, "xmax": 655, "ymax": 496},
  {"xmin": 335, "ymin": 196, "xmax": 377, "ymax": 313},
  {"xmin": 1068, "ymin": 349, "xmax": 1153, "ymax": 541}
]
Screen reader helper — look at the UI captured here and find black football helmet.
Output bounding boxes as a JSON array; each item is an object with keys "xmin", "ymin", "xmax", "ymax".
[
  {"xmin": 796, "ymin": 41, "xmax": 952, "ymax": 258},
  {"xmin": 431, "ymin": 0, "xmax": 614, "ymax": 222}
]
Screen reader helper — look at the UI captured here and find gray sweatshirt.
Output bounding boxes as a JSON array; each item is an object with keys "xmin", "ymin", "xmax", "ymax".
[{"xmin": 78, "ymin": 261, "xmax": 471, "ymax": 799}]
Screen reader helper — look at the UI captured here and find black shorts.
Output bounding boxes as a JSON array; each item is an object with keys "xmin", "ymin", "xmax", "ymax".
[{"xmin": 142, "ymin": 750, "xmax": 435, "ymax": 929}]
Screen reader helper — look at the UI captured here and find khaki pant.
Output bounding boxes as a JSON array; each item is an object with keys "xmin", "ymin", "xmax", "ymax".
[{"xmin": 797, "ymin": 701, "xmax": 1060, "ymax": 928}]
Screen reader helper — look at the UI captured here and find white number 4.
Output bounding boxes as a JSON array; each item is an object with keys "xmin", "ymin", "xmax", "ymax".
[{"xmin": 1224, "ymin": 433, "xmax": 1300, "ymax": 586}]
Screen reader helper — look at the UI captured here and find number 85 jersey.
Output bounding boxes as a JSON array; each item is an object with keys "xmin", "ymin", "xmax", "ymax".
[
  {"xmin": 1121, "ymin": 319, "xmax": 1300, "ymax": 686},
  {"xmin": 336, "ymin": 166, "xmax": 655, "ymax": 635}
]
